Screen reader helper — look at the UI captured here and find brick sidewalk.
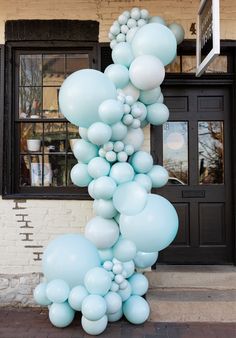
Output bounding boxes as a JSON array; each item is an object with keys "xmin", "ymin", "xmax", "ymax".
[{"xmin": 0, "ymin": 308, "xmax": 235, "ymax": 338}]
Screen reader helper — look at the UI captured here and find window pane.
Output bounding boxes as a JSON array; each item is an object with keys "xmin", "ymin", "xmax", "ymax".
[
  {"xmin": 182, "ymin": 55, "xmax": 196, "ymax": 73},
  {"xmin": 20, "ymin": 123, "xmax": 43, "ymax": 153},
  {"xmin": 43, "ymin": 54, "xmax": 65, "ymax": 86},
  {"xmin": 198, "ymin": 121, "xmax": 224, "ymax": 184},
  {"xmin": 163, "ymin": 122, "xmax": 188, "ymax": 185},
  {"xmin": 44, "ymin": 122, "xmax": 66, "ymax": 153},
  {"xmin": 47, "ymin": 155, "xmax": 66, "ymax": 186},
  {"xmin": 67, "ymin": 155, "xmax": 77, "ymax": 186},
  {"xmin": 20, "ymin": 155, "xmax": 31, "ymax": 186},
  {"xmin": 21, "ymin": 155, "xmax": 43, "ymax": 187},
  {"xmin": 20, "ymin": 55, "xmax": 42, "ymax": 86},
  {"xmin": 19, "ymin": 87, "xmax": 42, "ymax": 118},
  {"xmin": 43, "ymin": 87, "xmax": 63, "ymax": 118},
  {"xmin": 68, "ymin": 124, "xmax": 80, "ymax": 152},
  {"xmin": 165, "ymin": 56, "xmax": 180, "ymax": 73},
  {"xmin": 66, "ymin": 54, "xmax": 89, "ymax": 75}
]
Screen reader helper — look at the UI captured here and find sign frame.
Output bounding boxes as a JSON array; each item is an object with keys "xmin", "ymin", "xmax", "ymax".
[{"xmin": 196, "ymin": 0, "xmax": 220, "ymax": 77}]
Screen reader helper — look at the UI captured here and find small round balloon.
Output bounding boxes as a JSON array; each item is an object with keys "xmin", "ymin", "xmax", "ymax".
[
  {"xmin": 82, "ymin": 294, "xmax": 107, "ymax": 321},
  {"xmin": 147, "ymin": 102, "xmax": 169, "ymax": 125},
  {"xmin": 112, "ymin": 237, "xmax": 137, "ymax": 262},
  {"xmin": 130, "ymin": 151, "xmax": 153, "ymax": 174},
  {"xmin": 68, "ymin": 285, "xmax": 88, "ymax": 311},
  {"xmin": 128, "ymin": 273, "xmax": 149, "ymax": 296},
  {"xmin": 168, "ymin": 23, "xmax": 185, "ymax": 44},
  {"xmin": 112, "ymin": 42, "xmax": 134, "ymax": 67},
  {"xmin": 84, "ymin": 267, "xmax": 112, "ymax": 296},
  {"xmin": 73, "ymin": 139, "xmax": 98, "ymax": 164},
  {"xmin": 34, "ymin": 283, "xmax": 52, "ymax": 306},
  {"xmin": 104, "ymin": 292, "xmax": 122, "ymax": 314},
  {"xmin": 98, "ymin": 99, "xmax": 124, "ymax": 125},
  {"xmin": 46, "ymin": 279, "xmax": 70, "ymax": 303},
  {"xmin": 123, "ymin": 295, "xmax": 150, "ymax": 324},
  {"xmin": 87, "ymin": 122, "xmax": 112, "ymax": 146},
  {"xmin": 148, "ymin": 165, "xmax": 169, "ymax": 188},
  {"xmin": 81, "ymin": 315, "xmax": 108, "ymax": 335},
  {"xmin": 93, "ymin": 176, "xmax": 117, "ymax": 200},
  {"xmin": 104, "ymin": 64, "xmax": 130, "ymax": 89},
  {"xmin": 70, "ymin": 163, "xmax": 92, "ymax": 187},
  {"xmin": 87, "ymin": 157, "xmax": 111, "ymax": 179},
  {"xmin": 49, "ymin": 302, "xmax": 75, "ymax": 328},
  {"xmin": 109, "ymin": 162, "xmax": 135, "ymax": 184}
]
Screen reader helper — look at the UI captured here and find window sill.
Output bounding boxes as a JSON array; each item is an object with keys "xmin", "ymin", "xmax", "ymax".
[{"xmin": 2, "ymin": 192, "xmax": 91, "ymax": 200}]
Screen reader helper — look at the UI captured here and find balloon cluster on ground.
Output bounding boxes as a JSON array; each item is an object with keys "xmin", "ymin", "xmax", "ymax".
[{"xmin": 34, "ymin": 7, "xmax": 184, "ymax": 335}]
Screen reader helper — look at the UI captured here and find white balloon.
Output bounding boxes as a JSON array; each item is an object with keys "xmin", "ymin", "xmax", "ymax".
[{"xmin": 122, "ymin": 82, "xmax": 140, "ymax": 102}]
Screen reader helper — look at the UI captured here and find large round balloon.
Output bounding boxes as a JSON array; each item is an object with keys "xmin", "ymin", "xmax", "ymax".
[
  {"xmin": 104, "ymin": 64, "xmax": 130, "ymax": 89},
  {"xmin": 168, "ymin": 23, "xmax": 185, "ymax": 45},
  {"xmin": 73, "ymin": 139, "xmax": 98, "ymax": 164},
  {"xmin": 123, "ymin": 295, "xmax": 150, "ymax": 324},
  {"xmin": 130, "ymin": 151, "xmax": 153, "ymax": 174},
  {"xmin": 131, "ymin": 23, "xmax": 177, "ymax": 66},
  {"xmin": 34, "ymin": 283, "xmax": 52, "ymax": 306},
  {"xmin": 112, "ymin": 42, "xmax": 134, "ymax": 67},
  {"xmin": 42, "ymin": 234, "xmax": 100, "ymax": 288},
  {"xmin": 59, "ymin": 69, "xmax": 116, "ymax": 128},
  {"xmin": 119, "ymin": 194, "xmax": 178, "ymax": 252},
  {"xmin": 49, "ymin": 302, "xmax": 75, "ymax": 328},
  {"xmin": 148, "ymin": 165, "xmax": 169, "ymax": 188},
  {"xmin": 84, "ymin": 267, "xmax": 112, "ymax": 296},
  {"xmin": 82, "ymin": 294, "xmax": 107, "ymax": 320},
  {"xmin": 93, "ymin": 176, "xmax": 117, "ymax": 200},
  {"xmin": 70, "ymin": 163, "xmax": 92, "ymax": 187},
  {"xmin": 147, "ymin": 102, "xmax": 169, "ymax": 125}
]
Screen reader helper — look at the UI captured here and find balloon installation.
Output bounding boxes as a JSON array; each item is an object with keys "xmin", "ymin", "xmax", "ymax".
[{"xmin": 34, "ymin": 7, "xmax": 184, "ymax": 335}]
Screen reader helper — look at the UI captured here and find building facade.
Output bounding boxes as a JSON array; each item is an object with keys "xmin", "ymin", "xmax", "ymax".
[{"xmin": 0, "ymin": 0, "xmax": 235, "ymax": 306}]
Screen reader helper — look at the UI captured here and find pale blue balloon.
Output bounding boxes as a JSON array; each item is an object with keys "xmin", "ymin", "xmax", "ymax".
[
  {"xmin": 70, "ymin": 163, "xmax": 92, "ymax": 187},
  {"xmin": 120, "ymin": 194, "xmax": 179, "ymax": 252},
  {"xmin": 87, "ymin": 157, "xmax": 111, "ymax": 179},
  {"xmin": 123, "ymin": 127, "xmax": 144, "ymax": 151},
  {"xmin": 93, "ymin": 176, "xmax": 117, "ymax": 200},
  {"xmin": 139, "ymin": 87, "xmax": 161, "ymax": 105},
  {"xmin": 123, "ymin": 295, "xmax": 150, "ymax": 324},
  {"xmin": 104, "ymin": 64, "xmax": 130, "ymax": 88},
  {"xmin": 81, "ymin": 315, "xmax": 108, "ymax": 335},
  {"xmin": 73, "ymin": 139, "xmax": 98, "ymax": 164},
  {"xmin": 128, "ymin": 273, "xmax": 149, "ymax": 296},
  {"xmin": 82, "ymin": 294, "xmax": 107, "ymax": 321},
  {"xmin": 122, "ymin": 260, "xmax": 135, "ymax": 278},
  {"xmin": 134, "ymin": 174, "xmax": 152, "ymax": 192},
  {"xmin": 130, "ymin": 151, "xmax": 153, "ymax": 174},
  {"xmin": 109, "ymin": 162, "xmax": 134, "ymax": 184},
  {"xmin": 126, "ymin": 27, "xmax": 139, "ymax": 43},
  {"xmin": 131, "ymin": 101, "xmax": 147, "ymax": 121},
  {"xmin": 42, "ymin": 234, "xmax": 100, "ymax": 288},
  {"xmin": 34, "ymin": 283, "xmax": 52, "ymax": 306},
  {"xmin": 112, "ymin": 237, "xmax": 137, "ymax": 262},
  {"xmin": 49, "ymin": 302, "xmax": 75, "ymax": 328},
  {"xmin": 104, "ymin": 292, "xmax": 122, "ymax": 314},
  {"xmin": 148, "ymin": 165, "xmax": 169, "ymax": 188},
  {"xmin": 147, "ymin": 103, "xmax": 169, "ymax": 125},
  {"xmin": 79, "ymin": 127, "xmax": 89, "ymax": 140},
  {"xmin": 108, "ymin": 307, "xmax": 123, "ymax": 322},
  {"xmin": 133, "ymin": 251, "xmax": 158, "ymax": 269},
  {"xmin": 68, "ymin": 285, "xmax": 88, "ymax": 311},
  {"xmin": 84, "ymin": 267, "xmax": 112, "ymax": 296},
  {"xmin": 46, "ymin": 279, "xmax": 70, "ymax": 303},
  {"xmin": 98, "ymin": 99, "xmax": 124, "ymax": 125},
  {"xmin": 157, "ymin": 92, "xmax": 164, "ymax": 103},
  {"xmin": 117, "ymin": 281, "xmax": 132, "ymax": 301},
  {"xmin": 149, "ymin": 16, "xmax": 166, "ymax": 25},
  {"xmin": 88, "ymin": 179, "xmax": 96, "ymax": 199},
  {"xmin": 112, "ymin": 42, "xmax": 134, "ymax": 67},
  {"xmin": 113, "ymin": 181, "xmax": 147, "ymax": 215},
  {"xmin": 59, "ymin": 69, "xmax": 116, "ymax": 128},
  {"xmin": 131, "ymin": 23, "xmax": 177, "ymax": 66},
  {"xmin": 98, "ymin": 248, "xmax": 114, "ymax": 263},
  {"xmin": 169, "ymin": 23, "xmax": 185, "ymax": 44},
  {"xmin": 110, "ymin": 121, "xmax": 128, "ymax": 141},
  {"xmin": 87, "ymin": 122, "xmax": 112, "ymax": 146},
  {"xmin": 93, "ymin": 199, "xmax": 118, "ymax": 219}
]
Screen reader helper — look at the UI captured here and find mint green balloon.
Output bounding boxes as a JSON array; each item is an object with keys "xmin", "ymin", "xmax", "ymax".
[
  {"xmin": 59, "ymin": 69, "xmax": 116, "ymax": 128},
  {"xmin": 87, "ymin": 157, "xmax": 111, "ymax": 179},
  {"xmin": 109, "ymin": 162, "xmax": 134, "ymax": 184},
  {"xmin": 46, "ymin": 279, "xmax": 70, "ymax": 303},
  {"xmin": 70, "ymin": 163, "xmax": 92, "ymax": 187},
  {"xmin": 93, "ymin": 199, "xmax": 118, "ymax": 219},
  {"xmin": 133, "ymin": 251, "xmax": 158, "ymax": 268},
  {"xmin": 134, "ymin": 174, "xmax": 152, "ymax": 192},
  {"xmin": 131, "ymin": 23, "xmax": 177, "ymax": 66},
  {"xmin": 147, "ymin": 102, "xmax": 169, "ymax": 125},
  {"xmin": 84, "ymin": 267, "xmax": 112, "ymax": 296},
  {"xmin": 108, "ymin": 308, "xmax": 123, "ymax": 322},
  {"xmin": 34, "ymin": 283, "xmax": 52, "ymax": 306},
  {"xmin": 93, "ymin": 176, "xmax": 117, "ymax": 200},
  {"xmin": 148, "ymin": 165, "xmax": 169, "ymax": 188},
  {"xmin": 82, "ymin": 295, "xmax": 107, "ymax": 321},
  {"xmin": 169, "ymin": 23, "xmax": 185, "ymax": 44},
  {"xmin": 81, "ymin": 315, "xmax": 108, "ymax": 335},
  {"xmin": 104, "ymin": 64, "xmax": 130, "ymax": 89},
  {"xmin": 98, "ymin": 99, "xmax": 124, "ymax": 125},
  {"xmin": 139, "ymin": 87, "xmax": 161, "ymax": 105},
  {"xmin": 149, "ymin": 16, "xmax": 166, "ymax": 25},
  {"xmin": 68, "ymin": 285, "xmax": 88, "ymax": 311},
  {"xmin": 49, "ymin": 302, "xmax": 75, "ymax": 328},
  {"xmin": 112, "ymin": 42, "xmax": 134, "ymax": 67},
  {"xmin": 73, "ymin": 139, "xmax": 98, "ymax": 164},
  {"xmin": 130, "ymin": 151, "xmax": 153, "ymax": 174},
  {"xmin": 87, "ymin": 122, "xmax": 112, "ymax": 146},
  {"xmin": 123, "ymin": 295, "xmax": 150, "ymax": 324},
  {"xmin": 128, "ymin": 273, "xmax": 149, "ymax": 296}
]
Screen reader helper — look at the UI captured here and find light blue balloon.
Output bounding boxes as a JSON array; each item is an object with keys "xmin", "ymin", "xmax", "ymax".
[
  {"xmin": 147, "ymin": 103, "xmax": 169, "ymax": 125},
  {"xmin": 149, "ymin": 16, "xmax": 166, "ymax": 25},
  {"xmin": 112, "ymin": 237, "xmax": 137, "ymax": 262},
  {"xmin": 49, "ymin": 302, "xmax": 75, "ymax": 328},
  {"xmin": 128, "ymin": 273, "xmax": 149, "ymax": 296},
  {"xmin": 93, "ymin": 176, "xmax": 117, "ymax": 200},
  {"xmin": 98, "ymin": 248, "xmax": 114, "ymax": 263},
  {"xmin": 117, "ymin": 281, "xmax": 132, "ymax": 301},
  {"xmin": 88, "ymin": 179, "xmax": 96, "ymax": 199},
  {"xmin": 123, "ymin": 295, "xmax": 150, "ymax": 324},
  {"xmin": 110, "ymin": 121, "xmax": 128, "ymax": 141},
  {"xmin": 112, "ymin": 42, "xmax": 134, "ymax": 67},
  {"xmin": 123, "ymin": 127, "xmax": 144, "ymax": 151},
  {"xmin": 120, "ymin": 194, "xmax": 178, "ymax": 252},
  {"xmin": 104, "ymin": 64, "xmax": 130, "ymax": 89},
  {"xmin": 134, "ymin": 174, "xmax": 152, "ymax": 192},
  {"xmin": 87, "ymin": 122, "xmax": 112, "ymax": 146},
  {"xmin": 70, "ymin": 163, "xmax": 92, "ymax": 187},
  {"xmin": 122, "ymin": 260, "xmax": 135, "ymax": 278},
  {"xmin": 84, "ymin": 267, "xmax": 112, "ymax": 296},
  {"xmin": 140, "ymin": 119, "xmax": 149, "ymax": 128},
  {"xmin": 59, "ymin": 69, "xmax": 116, "ymax": 128},
  {"xmin": 148, "ymin": 165, "xmax": 169, "ymax": 188},
  {"xmin": 73, "ymin": 139, "xmax": 98, "ymax": 163},
  {"xmin": 130, "ymin": 151, "xmax": 153, "ymax": 174},
  {"xmin": 113, "ymin": 181, "xmax": 147, "ymax": 215},
  {"xmin": 108, "ymin": 307, "xmax": 123, "ymax": 322},
  {"xmin": 133, "ymin": 251, "xmax": 158, "ymax": 269},
  {"xmin": 93, "ymin": 199, "xmax": 118, "ymax": 219},
  {"xmin": 81, "ymin": 315, "xmax": 108, "ymax": 335},
  {"xmin": 46, "ymin": 279, "xmax": 70, "ymax": 303},
  {"xmin": 34, "ymin": 283, "xmax": 52, "ymax": 306},
  {"xmin": 98, "ymin": 99, "xmax": 124, "ymax": 125},
  {"xmin": 104, "ymin": 292, "xmax": 122, "ymax": 314},
  {"xmin": 169, "ymin": 23, "xmax": 185, "ymax": 44},
  {"xmin": 87, "ymin": 157, "xmax": 111, "ymax": 179},
  {"xmin": 131, "ymin": 101, "xmax": 147, "ymax": 121},
  {"xmin": 139, "ymin": 87, "xmax": 161, "ymax": 105},
  {"xmin": 42, "ymin": 234, "xmax": 100, "ymax": 288},
  {"xmin": 68, "ymin": 285, "xmax": 88, "ymax": 311},
  {"xmin": 131, "ymin": 23, "xmax": 177, "ymax": 66},
  {"xmin": 157, "ymin": 92, "xmax": 164, "ymax": 103},
  {"xmin": 109, "ymin": 162, "xmax": 134, "ymax": 184},
  {"xmin": 82, "ymin": 295, "xmax": 107, "ymax": 321}
]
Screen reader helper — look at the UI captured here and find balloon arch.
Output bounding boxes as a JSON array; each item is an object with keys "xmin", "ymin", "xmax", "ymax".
[{"xmin": 34, "ymin": 7, "xmax": 184, "ymax": 335}]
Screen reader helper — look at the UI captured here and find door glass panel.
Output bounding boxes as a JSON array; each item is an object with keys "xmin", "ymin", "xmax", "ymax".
[
  {"xmin": 198, "ymin": 121, "xmax": 224, "ymax": 184},
  {"xmin": 163, "ymin": 122, "xmax": 188, "ymax": 185}
]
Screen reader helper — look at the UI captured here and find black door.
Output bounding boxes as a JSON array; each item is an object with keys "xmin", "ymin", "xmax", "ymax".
[{"xmin": 152, "ymin": 85, "xmax": 233, "ymax": 264}]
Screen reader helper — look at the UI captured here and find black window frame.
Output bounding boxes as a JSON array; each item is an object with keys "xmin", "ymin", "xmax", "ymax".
[{"xmin": 3, "ymin": 40, "xmax": 99, "ymax": 199}]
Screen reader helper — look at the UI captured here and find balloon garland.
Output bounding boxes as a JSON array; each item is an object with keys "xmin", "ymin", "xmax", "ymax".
[{"xmin": 34, "ymin": 7, "xmax": 184, "ymax": 335}]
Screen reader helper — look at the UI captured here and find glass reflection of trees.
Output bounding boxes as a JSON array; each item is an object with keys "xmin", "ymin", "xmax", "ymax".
[{"xmin": 198, "ymin": 121, "xmax": 224, "ymax": 184}]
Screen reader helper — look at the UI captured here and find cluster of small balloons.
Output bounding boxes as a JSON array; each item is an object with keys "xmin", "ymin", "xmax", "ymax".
[{"xmin": 34, "ymin": 7, "xmax": 184, "ymax": 335}]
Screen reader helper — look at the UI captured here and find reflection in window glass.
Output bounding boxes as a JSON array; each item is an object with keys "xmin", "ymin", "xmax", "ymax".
[
  {"xmin": 43, "ymin": 54, "xmax": 65, "ymax": 86},
  {"xmin": 163, "ymin": 122, "xmax": 188, "ymax": 185},
  {"xmin": 182, "ymin": 55, "xmax": 196, "ymax": 73},
  {"xmin": 44, "ymin": 123, "xmax": 66, "ymax": 153},
  {"xmin": 19, "ymin": 87, "xmax": 42, "ymax": 118},
  {"xmin": 165, "ymin": 56, "xmax": 181, "ymax": 73},
  {"xmin": 43, "ymin": 87, "xmax": 62, "ymax": 118},
  {"xmin": 48, "ymin": 155, "xmax": 66, "ymax": 186},
  {"xmin": 205, "ymin": 56, "xmax": 227, "ymax": 73},
  {"xmin": 66, "ymin": 54, "xmax": 89, "ymax": 75},
  {"xmin": 20, "ymin": 55, "xmax": 42, "ymax": 86},
  {"xmin": 198, "ymin": 121, "xmax": 224, "ymax": 184}
]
